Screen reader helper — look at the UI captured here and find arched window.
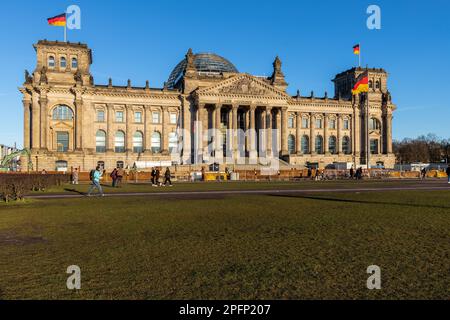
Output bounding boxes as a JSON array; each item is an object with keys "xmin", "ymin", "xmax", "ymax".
[
  {"xmin": 301, "ymin": 135, "xmax": 309, "ymax": 154},
  {"xmin": 151, "ymin": 132, "xmax": 161, "ymax": 153},
  {"xmin": 342, "ymin": 136, "xmax": 351, "ymax": 154},
  {"xmin": 133, "ymin": 131, "xmax": 143, "ymax": 153},
  {"xmin": 328, "ymin": 136, "xmax": 337, "ymax": 154},
  {"xmin": 48, "ymin": 56, "xmax": 55, "ymax": 68},
  {"xmin": 168, "ymin": 132, "xmax": 178, "ymax": 153},
  {"xmin": 315, "ymin": 135, "xmax": 323, "ymax": 154},
  {"xmin": 288, "ymin": 134, "xmax": 296, "ymax": 154},
  {"xmin": 96, "ymin": 130, "xmax": 106, "ymax": 153},
  {"xmin": 71, "ymin": 58, "xmax": 78, "ymax": 69},
  {"xmin": 115, "ymin": 131, "xmax": 125, "ymax": 153},
  {"xmin": 376, "ymin": 81, "xmax": 380, "ymax": 90},
  {"xmin": 52, "ymin": 105, "xmax": 74, "ymax": 120},
  {"xmin": 369, "ymin": 118, "xmax": 381, "ymax": 130},
  {"xmin": 60, "ymin": 57, "xmax": 67, "ymax": 68},
  {"xmin": 369, "ymin": 80, "xmax": 373, "ymax": 89}
]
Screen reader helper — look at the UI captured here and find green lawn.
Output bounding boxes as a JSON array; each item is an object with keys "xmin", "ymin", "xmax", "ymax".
[
  {"xmin": 0, "ymin": 187, "xmax": 449, "ymax": 299},
  {"xmin": 31, "ymin": 178, "xmax": 446, "ymax": 195}
]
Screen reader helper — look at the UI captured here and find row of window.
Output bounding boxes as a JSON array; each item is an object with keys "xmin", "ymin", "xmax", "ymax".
[
  {"xmin": 96, "ymin": 110, "xmax": 178, "ymax": 124},
  {"xmin": 287, "ymin": 117, "xmax": 351, "ymax": 130},
  {"xmin": 287, "ymin": 135, "xmax": 352, "ymax": 155},
  {"xmin": 95, "ymin": 130, "xmax": 178, "ymax": 153},
  {"xmin": 48, "ymin": 56, "xmax": 78, "ymax": 69},
  {"xmin": 51, "ymin": 106, "xmax": 179, "ymax": 125}
]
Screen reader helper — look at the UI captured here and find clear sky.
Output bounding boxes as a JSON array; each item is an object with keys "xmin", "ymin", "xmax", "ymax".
[{"xmin": 0, "ymin": 0, "xmax": 449, "ymax": 147}]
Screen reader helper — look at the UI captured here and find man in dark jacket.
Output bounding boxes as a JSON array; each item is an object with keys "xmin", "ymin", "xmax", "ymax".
[
  {"xmin": 446, "ymin": 165, "xmax": 450, "ymax": 184},
  {"xmin": 150, "ymin": 167, "xmax": 157, "ymax": 186}
]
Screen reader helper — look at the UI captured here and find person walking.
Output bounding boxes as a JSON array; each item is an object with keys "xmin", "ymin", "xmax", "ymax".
[
  {"xmin": 350, "ymin": 167, "xmax": 354, "ymax": 179},
  {"xmin": 110, "ymin": 168, "xmax": 118, "ymax": 187},
  {"xmin": 446, "ymin": 165, "xmax": 450, "ymax": 184},
  {"xmin": 155, "ymin": 167, "xmax": 161, "ymax": 186},
  {"xmin": 151, "ymin": 167, "xmax": 157, "ymax": 186},
  {"xmin": 72, "ymin": 168, "xmax": 79, "ymax": 185},
  {"xmin": 116, "ymin": 167, "xmax": 124, "ymax": 187},
  {"xmin": 421, "ymin": 168, "xmax": 427, "ymax": 180},
  {"xmin": 163, "ymin": 167, "xmax": 173, "ymax": 186},
  {"xmin": 87, "ymin": 166, "xmax": 104, "ymax": 197}
]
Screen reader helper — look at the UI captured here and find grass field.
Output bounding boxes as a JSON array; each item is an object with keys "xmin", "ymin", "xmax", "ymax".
[{"xmin": 1, "ymin": 181, "xmax": 449, "ymax": 299}]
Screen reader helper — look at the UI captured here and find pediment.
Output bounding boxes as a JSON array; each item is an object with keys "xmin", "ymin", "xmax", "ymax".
[{"xmin": 196, "ymin": 74, "xmax": 290, "ymax": 99}]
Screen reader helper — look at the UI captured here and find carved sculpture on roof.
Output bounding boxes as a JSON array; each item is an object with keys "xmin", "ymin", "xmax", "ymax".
[{"xmin": 219, "ymin": 78, "xmax": 266, "ymax": 95}]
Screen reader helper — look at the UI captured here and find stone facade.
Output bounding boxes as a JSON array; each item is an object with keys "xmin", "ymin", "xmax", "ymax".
[{"xmin": 19, "ymin": 40, "xmax": 396, "ymax": 171}]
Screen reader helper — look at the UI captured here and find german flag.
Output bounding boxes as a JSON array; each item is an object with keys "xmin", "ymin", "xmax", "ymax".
[
  {"xmin": 47, "ymin": 13, "xmax": 66, "ymax": 27},
  {"xmin": 352, "ymin": 73, "xmax": 369, "ymax": 95},
  {"xmin": 353, "ymin": 44, "xmax": 360, "ymax": 55}
]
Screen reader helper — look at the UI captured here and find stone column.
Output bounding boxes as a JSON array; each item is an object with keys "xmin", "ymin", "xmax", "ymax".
[
  {"xmin": 126, "ymin": 105, "xmax": 133, "ymax": 153},
  {"xmin": 387, "ymin": 114, "xmax": 393, "ymax": 153},
  {"xmin": 324, "ymin": 114, "xmax": 329, "ymax": 154},
  {"xmin": 39, "ymin": 96, "xmax": 48, "ymax": 150},
  {"xmin": 232, "ymin": 104, "xmax": 238, "ymax": 158},
  {"xmin": 266, "ymin": 107, "xmax": 272, "ymax": 155},
  {"xmin": 280, "ymin": 107, "xmax": 288, "ymax": 155},
  {"xmin": 23, "ymin": 99, "xmax": 31, "ymax": 150},
  {"xmin": 309, "ymin": 113, "xmax": 315, "ymax": 154},
  {"xmin": 215, "ymin": 104, "xmax": 222, "ymax": 153},
  {"xmin": 249, "ymin": 105, "xmax": 257, "ymax": 158},
  {"xmin": 74, "ymin": 98, "xmax": 83, "ymax": 150},
  {"xmin": 353, "ymin": 107, "xmax": 361, "ymax": 157},
  {"xmin": 182, "ymin": 98, "xmax": 191, "ymax": 161},
  {"xmin": 296, "ymin": 112, "xmax": 302, "ymax": 155},
  {"xmin": 144, "ymin": 105, "xmax": 151, "ymax": 152},
  {"xmin": 31, "ymin": 92, "xmax": 40, "ymax": 150},
  {"xmin": 337, "ymin": 114, "xmax": 342, "ymax": 154},
  {"xmin": 107, "ymin": 104, "xmax": 114, "ymax": 152},
  {"xmin": 162, "ymin": 107, "xmax": 169, "ymax": 153}
]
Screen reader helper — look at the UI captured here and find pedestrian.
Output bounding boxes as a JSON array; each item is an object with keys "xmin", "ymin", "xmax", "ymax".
[
  {"xmin": 155, "ymin": 167, "xmax": 161, "ymax": 186},
  {"xmin": 151, "ymin": 167, "xmax": 157, "ymax": 186},
  {"xmin": 307, "ymin": 167, "xmax": 312, "ymax": 179},
  {"xmin": 87, "ymin": 166, "xmax": 104, "ymax": 197},
  {"xmin": 421, "ymin": 168, "xmax": 427, "ymax": 180},
  {"xmin": 163, "ymin": 167, "xmax": 173, "ymax": 186},
  {"xmin": 116, "ymin": 166, "xmax": 124, "ymax": 187},
  {"xmin": 110, "ymin": 168, "xmax": 118, "ymax": 187},
  {"xmin": 350, "ymin": 167, "xmax": 354, "ymax": 179},
  {"xmin": 446, "ymin": 165, "xmax": 450, "ymax": 184},
  {"xmin": 72, "ymin": 168, "xmax": 79, "ymax": 185}
]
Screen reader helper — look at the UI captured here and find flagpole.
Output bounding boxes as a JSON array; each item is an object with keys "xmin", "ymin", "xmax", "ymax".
[
  {"xmin": 359, "ymin": 44, "xmax": 361, "ymax": 68},
  {"xmin": 64, "ymin": 22, "xmax": 67, "ymax": 42},
  {"xmin": 366, "ymin": 66, "xmax": 370, "ymax": 172}
]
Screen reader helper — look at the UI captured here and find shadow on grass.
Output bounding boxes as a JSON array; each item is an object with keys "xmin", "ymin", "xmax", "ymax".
[
  {"xmin": 63, "ymin": 188, "xmax": 85, "ymax": 195},
  {"xmin": 268, "ymin": 193, "xmax": 450, "ymax": 210}
]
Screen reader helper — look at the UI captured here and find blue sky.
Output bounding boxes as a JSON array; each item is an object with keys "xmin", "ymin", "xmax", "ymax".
[{"xmin": 0, "ymin": 0, "xmax": 449, "ymax": 147}]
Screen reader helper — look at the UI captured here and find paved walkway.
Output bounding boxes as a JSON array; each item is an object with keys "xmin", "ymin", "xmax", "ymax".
[{"xmin": 26, "ymin": 183, "xmax": 450, "ymax": 199}]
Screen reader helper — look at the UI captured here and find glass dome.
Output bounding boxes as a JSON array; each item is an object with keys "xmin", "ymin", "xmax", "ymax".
[{"xmin": 167, "ymin": 53, "xmax": 238, "ymax": 88}]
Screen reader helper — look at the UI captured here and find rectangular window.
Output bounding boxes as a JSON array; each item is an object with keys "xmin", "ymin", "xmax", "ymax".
[
  {"xmin": 343, "ymin": 119, "xmax": 350, "ymax": 130},
  {"xmin": 134, "ymin": 111, "xmax": 142, "ymax": 123},
  {"xmin": 152, "ymin": 112, "xmax": 160, "ymax": 124},
  {"xmin": 370, "ymin": 139, "xmax": 379, "ymax": 154},
  {"xmin": 302, "ymin": 118, "xmax": 309, "ymax": 129},
  {"xmin": 288, "ymin": 116, "xmax": 294, "ymax": 128},
  {"xmin": 170, "ymin": 113, "xmax": 177, "ymax": 124},
  {"xmin": 315, "ymin": 119, "xmax": 322, "ymax": 129},
  {"xmin": 56, "ymin": 131, "xmax": 69, "ymax": 152},
  {"xmin": 329, "ymin": 119, "xmax": 336, "ymax": 129},
  {"xmin": 97, "ymin": 110, "xmax": 105, "ymax": 122},
  {"xmin": 116, "ymin": 111, "xmax": 124, "ymax": 122}
]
